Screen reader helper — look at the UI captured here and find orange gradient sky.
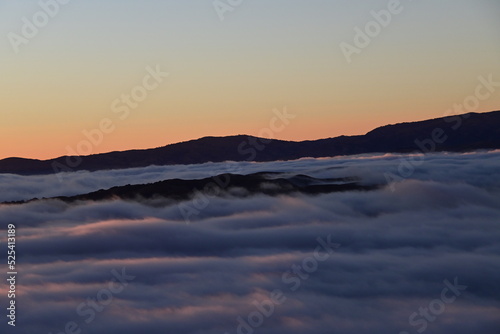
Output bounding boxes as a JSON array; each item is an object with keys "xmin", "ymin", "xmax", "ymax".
[{"xmin": 1, "ymin": 0, "xmax": 499, "ymax": 159}]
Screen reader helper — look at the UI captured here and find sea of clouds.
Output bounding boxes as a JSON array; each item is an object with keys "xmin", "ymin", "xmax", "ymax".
[{"xmin": 0, "ymin": 151, "xmax": 499, "ymax": 334}]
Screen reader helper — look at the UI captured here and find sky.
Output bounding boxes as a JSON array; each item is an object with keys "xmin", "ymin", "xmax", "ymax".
[
  {"xmin": 1, "ymin": 0, "xmax": 499, "ymax": 159},
  {"xmin": 1, "ymin": 151, "xmax": 499, "ymax": 333}
]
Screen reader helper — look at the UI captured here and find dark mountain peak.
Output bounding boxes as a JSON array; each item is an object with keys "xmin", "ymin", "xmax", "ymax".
[
  {"xmin": 1, "ymin": 110, "xmax": 499, "ymax": 175},
  {"xmin": 2, "ymin": 172, "xmax": 377, "ymax": 206},
  {"xmin": 364, "ymin": 111, "xmax": 498, "ymax": 137}
]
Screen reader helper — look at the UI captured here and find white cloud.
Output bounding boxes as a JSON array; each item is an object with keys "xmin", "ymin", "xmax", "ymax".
[{"xmin": 0, "ymin": 151, "xmax": 499, "ymax": 334}]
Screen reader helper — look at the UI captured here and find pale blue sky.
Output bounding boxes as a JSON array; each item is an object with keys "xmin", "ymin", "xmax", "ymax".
[{"xmin": 1, "ymin": 0, "xmax": 499, "ymax": 158}]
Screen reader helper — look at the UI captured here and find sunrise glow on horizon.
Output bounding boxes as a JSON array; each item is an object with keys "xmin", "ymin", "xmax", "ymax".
[
  {"xmin": 1, "ymin": 2, "xmax": 500, "ymax": 333},
  {"xmin": 1, "ymin": 0, "xmax": 499, "ymax": 160}
]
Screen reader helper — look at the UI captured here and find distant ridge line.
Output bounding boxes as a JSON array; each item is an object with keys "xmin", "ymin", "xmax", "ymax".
[{"xmin": 1, "ymin": 110, "xmax": 499, "ymax": 175}]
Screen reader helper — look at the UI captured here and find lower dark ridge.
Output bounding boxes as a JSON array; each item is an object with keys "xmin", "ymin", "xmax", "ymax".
[{"xmin": 2, "ymin": 172, "xmax": 380, "ymax": 205}]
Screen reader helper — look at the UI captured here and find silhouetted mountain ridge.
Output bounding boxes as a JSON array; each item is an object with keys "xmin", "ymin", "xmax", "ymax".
[
  {"xmin": 1, "ymin": 111, "xmax": 499, "ymax": 175},
  {"xmin": 3, "ymin": 172, "xmax": 377, "ymax": 205}
]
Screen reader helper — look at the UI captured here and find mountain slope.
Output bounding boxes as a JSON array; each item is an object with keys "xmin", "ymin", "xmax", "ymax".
[
  {"xmin": 1, "ymin": 111, "xmax": 499, "ymax": 175},
  {"xmin": 3, "ymin": 172, "xmax": 377, "ymax": 205}
]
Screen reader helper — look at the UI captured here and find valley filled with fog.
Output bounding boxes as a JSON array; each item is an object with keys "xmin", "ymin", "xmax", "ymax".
[{"xmin": 1, "ymin": 151, "xmax": 499, "ymax": 334}]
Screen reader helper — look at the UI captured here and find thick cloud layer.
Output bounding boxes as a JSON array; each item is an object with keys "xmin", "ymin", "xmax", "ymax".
[
  {"xmin": 2, "ymin": 150, "xmax": 499, "ymax": 203},
  {"xmin": 0, "ymin": 151, "xmax": 499, "ymax": 334}
]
